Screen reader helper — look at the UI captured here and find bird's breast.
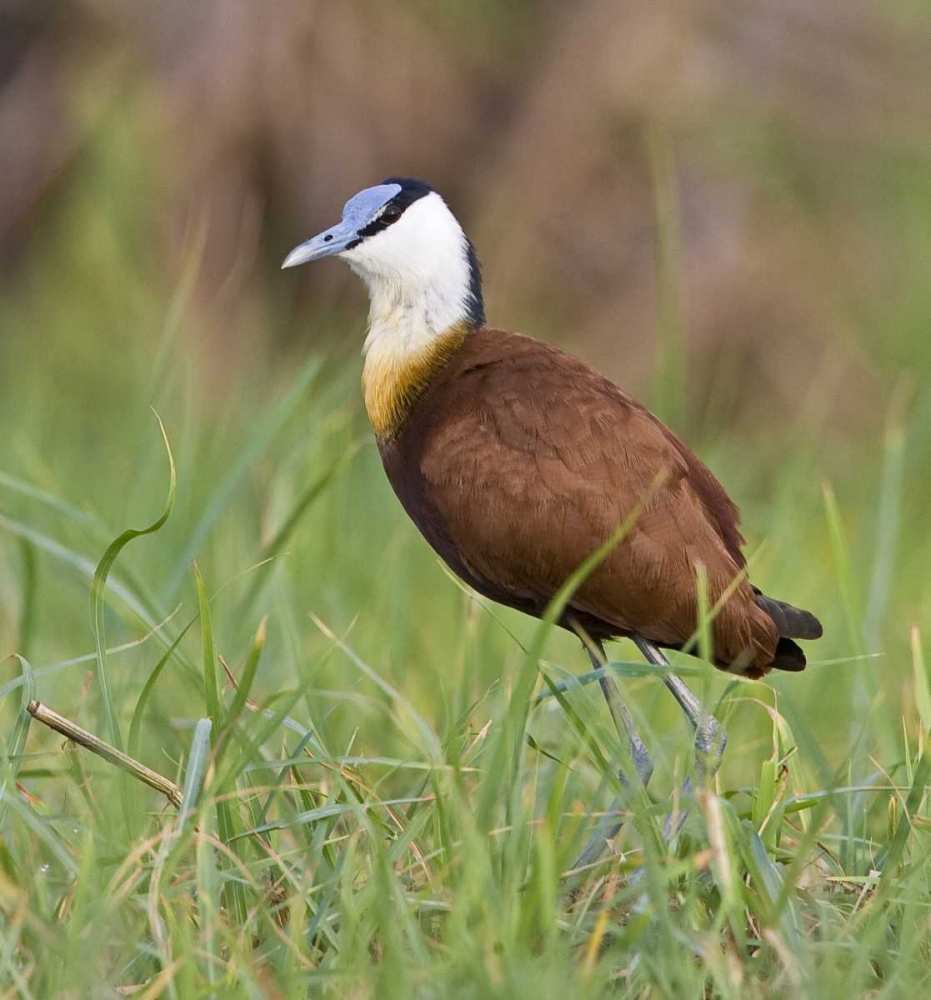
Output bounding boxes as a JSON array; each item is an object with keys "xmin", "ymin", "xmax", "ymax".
[{"xmin": 362, "ymin": 322, "xmax": 471, "ymax": 438}]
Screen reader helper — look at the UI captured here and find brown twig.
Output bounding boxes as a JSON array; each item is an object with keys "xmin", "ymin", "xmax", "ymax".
[{"xmin": 27, "ymin": 701, "xmax": 182, "ymax": 809}]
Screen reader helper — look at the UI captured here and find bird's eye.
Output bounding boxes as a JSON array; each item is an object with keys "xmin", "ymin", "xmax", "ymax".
[{"xmin": 381, "ymin": 204, "xmax": 403, "ymax": 224}]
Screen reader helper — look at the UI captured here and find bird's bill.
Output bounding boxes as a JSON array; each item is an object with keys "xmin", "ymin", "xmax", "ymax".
[{"xmin": 281, "ymin": 221, "xmax": 357, "ymax": 268}]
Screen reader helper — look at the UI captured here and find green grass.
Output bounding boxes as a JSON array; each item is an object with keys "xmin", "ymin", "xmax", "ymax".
[
  {"xmin": 1, "ymin": 314, "xmax": 929, "ymax": 1000},
  {"xmin": 2, "ymin": 124, "xmax": 931, "ymax": 1000}
]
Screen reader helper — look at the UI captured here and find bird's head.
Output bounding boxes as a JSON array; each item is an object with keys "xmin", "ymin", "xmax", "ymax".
[{"xmin": 282, "ymin": 178, "xmax": 484, "ymax": 331}]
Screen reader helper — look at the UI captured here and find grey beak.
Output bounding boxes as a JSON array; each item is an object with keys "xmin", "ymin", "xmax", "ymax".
[{"xmin": 281, "ymin": 220, "xmax": 358, "ymax": 269}]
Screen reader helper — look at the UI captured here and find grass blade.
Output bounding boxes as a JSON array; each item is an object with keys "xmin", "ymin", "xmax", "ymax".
[
  {"xmin": 879, "ymin": 734, "xmax": 931, "ymax": 880},
  {"xmin": 194, "ymin": 563, "xmax": 248, "ymax": 928},
  {"xmin": 0, "ymin": 655, "xmax": 35, "ymax": 824},
  {"xmin": 910, "ymin": 627, "xmax": 931, "ymax": 736},
  {"xmin": 822, "ymin": 481, "xmax": 863, "ymax": 655},
  {"xmin": 195, "ymin": 564, "xmax": 222, "ymax": 731},
  {"xmin": 179, "ymin": 718, "xmax": 213, "ymax": 832},
  {"xmin": 127, "ymin": 617, "xmax": 197, "ymax": 760},
  {"xmin": 227, "ymin": 617, "xmax": 267, "ymax": 725},
  {"xmin": 0, "ymin": 790, "xmax": 77, "ymax": 875},
  {"xmin": 90, "ymin": 412, "xmax": 176, "ymax": 751}
]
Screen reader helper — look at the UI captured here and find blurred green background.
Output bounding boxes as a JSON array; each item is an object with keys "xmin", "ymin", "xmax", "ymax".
[{"xmin": 2, "ymin": 0, "xmax": 929, "ymax": 765}]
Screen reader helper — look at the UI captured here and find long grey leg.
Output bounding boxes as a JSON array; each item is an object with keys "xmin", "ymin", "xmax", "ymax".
[
  {"xmin": 570, "ymin": 636, "xmax": 728, "ymax": 872},
  {"xmin": 633, "ymin": 636, "xmax": 727, "ymax": 783},
  {"xmin": 592, "ymin": 641, "xmax": 654, "ymax": 787},
  {"xmin": 571, "ymin": 640, "xmax": 653, "ymax": 870}
]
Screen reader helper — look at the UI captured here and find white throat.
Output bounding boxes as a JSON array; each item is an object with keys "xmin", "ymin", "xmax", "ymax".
[{"xmin": 342, "ymin": 192, "xmax": 479, "ymax": 364}]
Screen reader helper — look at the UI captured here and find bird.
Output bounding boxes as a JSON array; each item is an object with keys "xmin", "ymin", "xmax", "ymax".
[{"xmin": 282, "ymin": 177, "xmax": 822, "ymax": 859}]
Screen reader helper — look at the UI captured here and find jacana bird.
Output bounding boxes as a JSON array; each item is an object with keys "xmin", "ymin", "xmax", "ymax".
[{"xmin": 283, "ymin": 177, "xmax": 822, "ymax": 859}]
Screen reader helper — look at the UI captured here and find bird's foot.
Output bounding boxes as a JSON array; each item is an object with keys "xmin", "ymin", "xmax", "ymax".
[
  {"xmin": 693, "ymin": 711, "xmax": 727, "ymax": 785},
  {"xmin": 659, "ymin": 713, "xmax": 728, "ymax": 848}
]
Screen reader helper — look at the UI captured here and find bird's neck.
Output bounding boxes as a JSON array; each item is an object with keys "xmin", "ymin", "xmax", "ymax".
[
  {"xmin": 359, "ymin": 260, "xmax": 481, "ymax": 438},
  {"xmin": 361, "ymin": 306, "xmax": 472, "ymax": 440}
]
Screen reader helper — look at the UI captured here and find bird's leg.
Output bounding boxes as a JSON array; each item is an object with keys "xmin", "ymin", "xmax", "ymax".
[
  {"xmin": 633, "ymin": 636, "xmax": 727, "ymax": 784},
  {"xmin": 570, "ymin": 640, "xmax": 653, "ymax": 870},
  {"xmin": 590, "ymin": 640, "xmax": 654, "ymax": 787}
]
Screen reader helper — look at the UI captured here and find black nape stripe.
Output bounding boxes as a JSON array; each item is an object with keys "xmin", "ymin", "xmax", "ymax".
[
  {"xmin": 382, "ymin": 177, "xmax": 434, "ymax": 201},
  {"xmin": 464, "ymin": 238, "xmax": 485, "ymax": 327}
]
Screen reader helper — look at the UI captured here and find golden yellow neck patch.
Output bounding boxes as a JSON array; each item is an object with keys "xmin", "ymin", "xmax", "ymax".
[{"xmin": 362, "ymin": 323, "xmax": 471, "ymax": 439}]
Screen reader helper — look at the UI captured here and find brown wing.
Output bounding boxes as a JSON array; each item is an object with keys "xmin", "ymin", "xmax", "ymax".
[{"xmin": 408, "ymin": 329, "xmax": 778, "ymax": 672}]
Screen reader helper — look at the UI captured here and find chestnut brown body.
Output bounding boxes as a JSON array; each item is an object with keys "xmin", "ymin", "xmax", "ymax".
[{"xmin": 377, "ymin": 327, "xmax": 821, "ymax": 678}]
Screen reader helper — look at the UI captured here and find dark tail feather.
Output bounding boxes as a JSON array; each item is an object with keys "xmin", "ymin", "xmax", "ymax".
[
  {"xmin": 771, "ymin": 637, "xmax": 807, "ymax": 672},
  {"xmin": 752, "ymin": 588, "xmax": 822, "ymax": 674},
  {"xmin": 753, "ymin": 588, "xmax": 823, "ymax": 641}
]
